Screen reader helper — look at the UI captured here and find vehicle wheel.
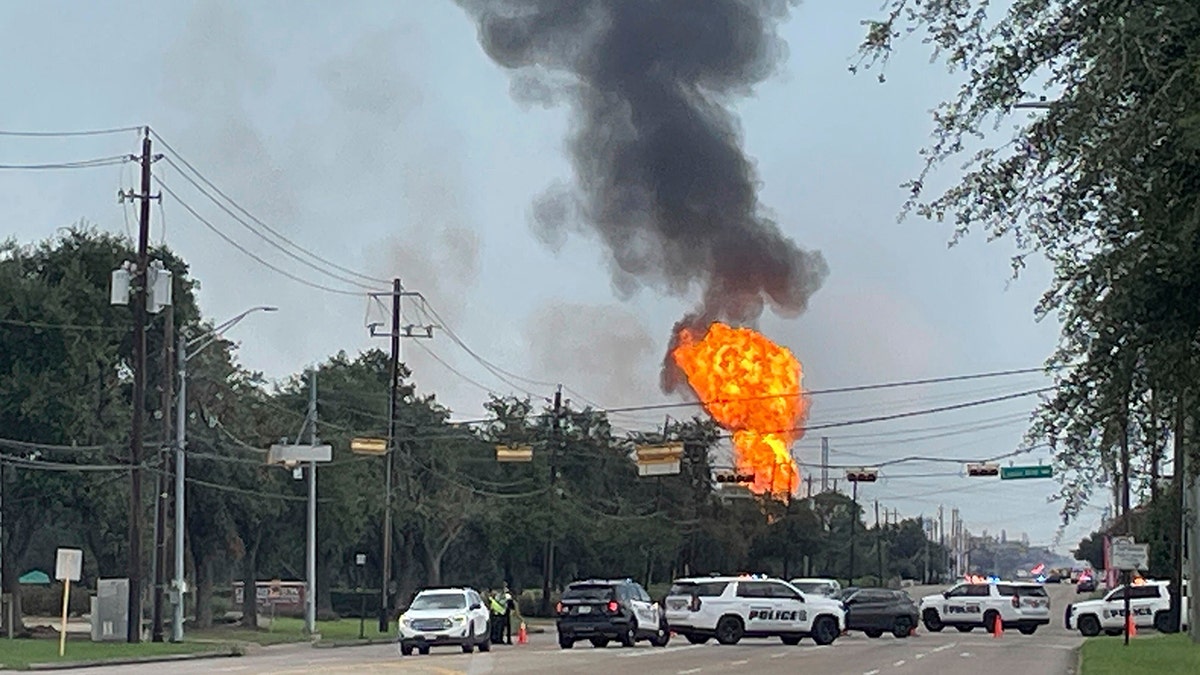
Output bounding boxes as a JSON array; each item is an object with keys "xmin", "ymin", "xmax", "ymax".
[
  {"xmin": 892, "ymin": 616, "xmax": 913, "ymax": 639},
  {"xmin": 649, "ymin": 621, "xmax": 670, "ymax": 647},
  {"xmin": 864, "ymin": 629, "xmax": 883, "ymax": 638},
  {"xmin": 558, "ymin": 636, "xmax": 575, "ymax": 649},
  {"xmin": 418, "ymin": 646, "xmax": 430, "ymax": 655},
  {"xmin": 955, "ymin": 625, "xmax": 974, "ymax": 633},
  {"xmin": 1018, "ymin": 625, "xmax": 1037, "ymax": 635},
  {"xmin": 461, "ymin": 641, "xmax": 474, "ymax": 654},
  {"xmin": 983, "ymin": 611, "xmax": 1001, "ymax": 634},
  {"xmin": 810, "ymin": 615, "xmax": 839, "ymax": 646},
  {"xmin": 1077, "ymin": 615, "xmax": 1101, "ymax": 637},
  {"xmin": 619, "ymin": 619, "xmax": 638, "ymax": 647},
  {"xmin": 922, "ymin": 609, "xmax": 944, "ymax": 632},
  {"xmin": 715, "ymin": 615, "xmax": 744, "ymax": 645},
  {"xmin": 590, "ymin": 637, "xmax": 609, "ymax": 648},
  {"xmin": 478, "ymin": 635, "xmax": 491, "ymax": 652},
  {"xmin": 400, "ymin": 645, "xmax": 413, "ymax": 656},
  {"xmin": 685, "ymin": 634, "xmax": 709, "ymax": 645},
  {"xmin": 780, "ymin": 635, "xmax": 801, "ymax": 646}
]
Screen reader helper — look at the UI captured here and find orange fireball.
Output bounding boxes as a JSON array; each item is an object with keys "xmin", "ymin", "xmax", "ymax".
[{"xmin": 671, "ymin": 322, "xmax": 808, "ymax": 497}]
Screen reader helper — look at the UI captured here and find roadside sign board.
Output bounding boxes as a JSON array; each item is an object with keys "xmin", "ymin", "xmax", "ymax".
[
  {"xmin": 1000, "ymin": 465, "xmax": 1053, "ymax": 480},
  {"xmin": 55, "ymin": 548, "xmax": 82, "ymax": 582},
  {"xmin": 350, "ymin": 437, "xmax": 387, "ymax": 455},
  {"xmin": 1110, "ymin": 540, "xmax": 1149, "ymax": 570}
]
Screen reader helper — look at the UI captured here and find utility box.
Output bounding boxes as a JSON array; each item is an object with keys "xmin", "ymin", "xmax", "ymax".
[{"xmin": 90, "ymin": 579, "xmax": 129, "ymax": 642}]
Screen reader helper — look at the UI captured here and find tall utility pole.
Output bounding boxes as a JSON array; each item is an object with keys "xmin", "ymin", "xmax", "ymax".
[
  {"xmin": 126, "ymin": 129, "xmax": 156, "ymax": 644},
  {"xmin": 540, "ymin": 386, "xmax": 563, "ymax": 616},
  {"xmin": 150, "ymin": 304, "xmax": 173, "ymax": 642},
  {"xmin": 380, "ymin": 278, "xmax": 400, "ymax": 633},
  {"xmin": 847, "ymin": 478, "xmax": 858, "ymax": 587},
  {"xmin": 820, "ymin": 437, "xmax": 829, "ymax": 492},
  {"xmin": 172, "ymin": 332, "xmax": 187, "ymax": 643},
  {"xmin": 923, "ymin": 516, "xmax": 930, "ymax": 584},
  {"xmin": 306, "ymin": 369, "xmax": 318, "ymax": 635},
  {"xmin": 875, "ymin": 500, "xmax": 884, "ymax": 586},
  {"xmin": 369, "ymin": 279, "xmax": 432, "ymax": 632}
]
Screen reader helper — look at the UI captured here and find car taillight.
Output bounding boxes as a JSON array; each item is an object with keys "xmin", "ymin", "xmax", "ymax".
[
  {"xmin": 689, "ymin": 596, "xmax": 702, "ymax": 612},
  {"xmin": 1012, "ymin": 596, "xmax": 1020, "ymax": 609},
  {"xmin": 607, "ymin": 600, "xmax": 619, "ymax": 613},
  {"xmin": 556, "ymin": 602, "xmax": 566, "ymax": 615}
]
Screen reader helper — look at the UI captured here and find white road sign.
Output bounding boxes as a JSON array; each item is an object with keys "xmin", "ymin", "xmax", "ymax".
[{"xmin": 1110, "ymin": 540, "xmax": 1149, "ymax": 570}]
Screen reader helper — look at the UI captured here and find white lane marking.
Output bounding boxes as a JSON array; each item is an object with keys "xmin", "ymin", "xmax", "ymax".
[
  {"xmin": 618, "ymin": 644, "xmax": 703, "ymax": 658},
  {"xmin": 730, "ymin": 660, "xmax": 748, "ymax": 666},
  {"xmin": 771, "ymin": 652, "xmax": 789, "ymax": 658},
  {"xmin": 893, "ymin": 660, "xmax": 906, "ymax": 667},
  {"xmin": 915, "ymin": 653, "xmax": 925, "ymax": 659},
  {"xmin": 932, "ymin": 643, "xmax": 956, "ymax": 653},
  {"xmin": 863, "ymin": 670, "xmax": 880, "ymax": 675},
  {"xmin": 960, "ymin": 652, "xmax": 972, "ymax": 657},
  {"xmin": 678, "ymin": 669, "xmax": 702, "ymax": 675}
]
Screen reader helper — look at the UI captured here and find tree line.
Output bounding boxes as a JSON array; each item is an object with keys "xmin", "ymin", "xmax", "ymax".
[{"xmin": 0, "ymin": 227, "xmax": 950, "ymax": 632}]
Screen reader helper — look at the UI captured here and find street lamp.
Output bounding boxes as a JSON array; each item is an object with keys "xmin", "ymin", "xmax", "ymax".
[{"xmin": 171, "ymin": 305, "xmax": 277, "ymax": 642}]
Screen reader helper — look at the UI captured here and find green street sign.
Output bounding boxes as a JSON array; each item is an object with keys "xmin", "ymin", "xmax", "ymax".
[{"xmin": 1000, "ymin": 465, "xmax": 1053, "ymax": 480}]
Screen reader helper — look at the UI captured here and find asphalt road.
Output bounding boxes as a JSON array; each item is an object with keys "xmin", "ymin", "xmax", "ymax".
[{"xmin": 20, "ymin": 583, "xmax": 1089, "ymax": 675}]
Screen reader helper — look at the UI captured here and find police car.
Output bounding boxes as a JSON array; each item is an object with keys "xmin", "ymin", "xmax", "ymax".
[
  {"xmin": 919, "ymin": 579, "xmax": 1050, "ymax": 635},
  {"xmin": 663, "ymin": 575, "xmax": 846, "ymax": 646},
  {"xmin": 1065, "ymin": 579, "xmax": 1190, "ymax": 636}
]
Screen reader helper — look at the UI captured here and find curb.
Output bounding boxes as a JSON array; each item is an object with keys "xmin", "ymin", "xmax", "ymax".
[
  {"xmin": 26, "ymin": 647, "xmax": 242, "ymax": 671},
  {"xmin": 312, "ymin": 638, "xmax": 396, "ymax": 649}
]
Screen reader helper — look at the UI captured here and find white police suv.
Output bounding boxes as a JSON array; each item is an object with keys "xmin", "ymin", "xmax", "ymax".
[
  {"xmin": 397, "ymin": 587, "xmax": 491, "ymax": 655},
  {"xmin": 919, "ymin": 579, "xmax": 1050, "ymax": 635},
  {"xmin": 663, "ymin": 575, "xmax": 846, "ymax": 646},
  {"xmin": 1065, "ymin": 579, "xmax": 1190, "ymax": 636}
]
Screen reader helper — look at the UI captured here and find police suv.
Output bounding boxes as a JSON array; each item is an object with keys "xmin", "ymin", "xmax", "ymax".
[
  {"xmin": 663, "ymin": 575, "xmax": 846, "ymax": 646},
  {"xmin": 919, "ymin": 580, "xmax": 1051, "ymax": 635},
  {"xmin": 1065, "ymin": 579, "xmax": 1190, "ymax": 636}
]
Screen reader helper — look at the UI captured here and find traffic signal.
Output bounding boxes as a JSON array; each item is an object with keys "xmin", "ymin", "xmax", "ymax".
[
  {"xmin": 966, "ymin": 462, "xmax": 1000, "ymax": 477},
  {"xmin": 845, "ymin": 468, "xmax": 879, "ymax": 483},
  {"xmin": 715, "ymin": 472, "xmax": 755, "ymax": 484}
]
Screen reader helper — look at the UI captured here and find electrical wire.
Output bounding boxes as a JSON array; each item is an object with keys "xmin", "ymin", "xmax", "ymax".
[
  {"xmin": 159, "ymin": 156, "xmax": 381, "ymax": 291},
  {"xmin": 0, "ymin": 318, "xmax": 129, "ymax": 333},
  {"xmin": 0, "ymin": 155, "xmax": 133, "ymax": 170},
  {"xmin": 0, "ymin": 126, "xmax": 142, "ymax": 137},
  {"xmin": 150, "ymin": 130, "xmax": 388, "ymax": 287},
  {"xmin": 154, "ymin": 177, "xmax": 368, "ymax": 297}
]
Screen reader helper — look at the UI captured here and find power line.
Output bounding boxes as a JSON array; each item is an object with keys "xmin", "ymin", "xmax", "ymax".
[
  {"xmin": 0, "ymin": 155, "xmax": 133, "ymax": 170},
  {"xmin": 149, "ymin": 130, "xmax": 388, "ymax": 287},
  {"xmin": 600, "ymin": 366, "xmax": 1065, "ymax": 415},
  {"xmin": 155, "ymin": 177, "xmax": 368, "ymax": 297},
  {"xmin": 158, "ymin": 156, "xmax": 381, "ymax": 291},
  {"xmin": 0, "ymin": 126, "xmax": 142, "ymax": 137},
  {"xmin": 0, "ymin": 317, "xmax": 128, "ymax": 333}
]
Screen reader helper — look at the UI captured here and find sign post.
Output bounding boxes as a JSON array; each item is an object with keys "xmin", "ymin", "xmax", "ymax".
[{"xmin": 55, "ymin": 548, "xmax": 83, "ymax": 656}]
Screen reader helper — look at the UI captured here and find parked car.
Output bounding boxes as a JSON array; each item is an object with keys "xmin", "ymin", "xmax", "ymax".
[
  {"xmin": 1076, "ymin": 576, "xmax": 1097, "ymax": 593},
  {"xmin": 841, "ymin": 588, "xmax": 919, "ymax": 638},
  {"xmin": 397, "ymin": 587, "xmax": 491, "ymax": 655},
  {"xmin": 555, "ymin": 578, "xmax": 669, "ymax": 649},
  {"xmin": 788, "ymin": 578, "xmax": 842, "ymax": 598}
]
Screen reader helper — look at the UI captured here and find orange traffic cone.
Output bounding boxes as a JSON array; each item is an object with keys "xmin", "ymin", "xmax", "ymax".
[
  {"xmin": 517, "ymin": 622, "xmax": 528, "ymax": 645},
  {"xmin": 1126, "ymin": 615, "xmax": 1137, "ymax": 637},
  {"xmin": 992, "ymin": 616, "xmax": 1003, "ymax": 639}
]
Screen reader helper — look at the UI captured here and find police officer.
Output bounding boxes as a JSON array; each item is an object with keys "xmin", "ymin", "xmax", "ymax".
[
  {"xmin": 502, "ymin": 585, "xmax": 516, "ymax": 644},
  {"xmin": 488, "ymin": 590, "xmax": 507, "ymax": 644}
]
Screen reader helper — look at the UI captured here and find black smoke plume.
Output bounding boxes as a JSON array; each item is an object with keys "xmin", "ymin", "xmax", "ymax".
[{"xmin": 455, "ymin": 0, "xmax": 828, "ymax": 392}]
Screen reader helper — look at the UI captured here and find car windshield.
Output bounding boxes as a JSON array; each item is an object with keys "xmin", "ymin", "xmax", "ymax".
[
  {"xmin": 792, "ymin": 581, "xmax": 835, "ymax": 595},
  {"xmin": 409, "ymin": 592, "xmax": 466, "ymax": 611},
  {"xmin": 562, "ymin": 585, "xmax": 615, "ymax": 601}
]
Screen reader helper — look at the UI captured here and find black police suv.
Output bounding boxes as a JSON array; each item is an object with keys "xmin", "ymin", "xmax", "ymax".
[
  {"xmin": 555, "ymin": 578, "xmax": 670, "ymax": 649},
  {"xmin": 841, "ymin": 588, "xmax": 920, "ymax": 638}
]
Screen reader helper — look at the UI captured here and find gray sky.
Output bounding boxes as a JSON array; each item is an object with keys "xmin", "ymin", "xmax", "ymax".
[{"xmin": 0, "ymin": 0, "xmax": 1098, "ymax": 556}]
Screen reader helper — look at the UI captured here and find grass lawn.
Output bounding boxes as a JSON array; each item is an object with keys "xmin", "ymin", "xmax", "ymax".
[
  {"xmin": 189, "ymin": 616, "xmax": 395, "ymax": 645},
  {"xmin": 0, "ymin": 637, "xmax": 218, "ymax": 670},
  {"xmin": 1081, "ymin": 633, "xmax": 1200, "ymax": 675}
]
